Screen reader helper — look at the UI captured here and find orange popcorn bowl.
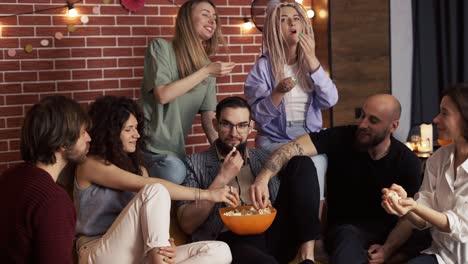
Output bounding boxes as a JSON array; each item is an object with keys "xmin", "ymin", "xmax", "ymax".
[
  {"xmin": 437, "ymin": 138, "xmax": 452, "ymax": 147},
  {"xmin": 219, "ymin": 205, "xmax": 277, "ymax": 235}
]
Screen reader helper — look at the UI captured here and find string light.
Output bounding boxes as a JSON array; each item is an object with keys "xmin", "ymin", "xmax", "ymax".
[
  {"xmin": 318, "ymin": 9, "xmax": 328, "ymax": 18},
  {"xmin": 307, "ymin": 9, "xmax": 315, "ymax": 18},
  {"xmin": 295, "ymin": 0, "xmax": 304, "ymax": 4},
  {"xmin": 67, "ymin": 1, "xmax": 78, "ymax": 17},
  {"xmin": 243, "ymin": 17, "xmax": 253, "ymax": 31}
]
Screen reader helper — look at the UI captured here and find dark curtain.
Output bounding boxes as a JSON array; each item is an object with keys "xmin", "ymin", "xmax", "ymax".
[{"xmin": 411, "ymin": 0, "xmax": 468, "ymax": 127}]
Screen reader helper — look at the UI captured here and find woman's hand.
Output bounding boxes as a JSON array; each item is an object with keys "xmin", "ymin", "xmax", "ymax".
[
  {"xmin": 205, "ymin": 185, "xmax": 240, "ymax": 207},
  {"xmin": 298, "ymin": 31, "xmax": 320, "ymax": 72},
  {"xmin": 205, "ymin": 61, "xmax": 236, "ymax": 77},
  {"xmin": 381, "ymin": 184, "xmax": 417, "ymax": 217},
  {"xmin": 274, "ymin": 77, "xmax": 297, "ymax": 94},
  {"xmin": 158, "ymin": 238, "xmax": 176, "ymax": 264}
]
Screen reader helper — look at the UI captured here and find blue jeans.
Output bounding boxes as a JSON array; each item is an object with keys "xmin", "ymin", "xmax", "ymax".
[
  {"xmin": 141, "ymin": 151, "xmax": 187, "ymax": 184},
  {"xmin": 256, "ymin": 120, "xmax": 327, "ymax": 200}
]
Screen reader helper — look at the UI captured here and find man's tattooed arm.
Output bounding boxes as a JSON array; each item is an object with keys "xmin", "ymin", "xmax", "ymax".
[{"xmin": 263, "ymin": 141, "xmax": 305, "ymax": 175}]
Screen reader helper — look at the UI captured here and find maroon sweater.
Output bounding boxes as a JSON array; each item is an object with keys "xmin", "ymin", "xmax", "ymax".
[{"xmin": 0, "ymin": 163, "xmax": 76, "ymax": 264}]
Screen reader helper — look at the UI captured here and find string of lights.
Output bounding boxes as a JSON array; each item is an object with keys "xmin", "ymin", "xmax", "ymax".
[{"xmin": 0, "ymin": 0, "xmax": 83, "ymax": 20}]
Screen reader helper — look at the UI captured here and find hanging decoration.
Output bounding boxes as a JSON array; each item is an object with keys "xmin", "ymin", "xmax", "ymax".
[{"xmin": 121, "ymin": 0, "xmax": 145, "ymax": 12}]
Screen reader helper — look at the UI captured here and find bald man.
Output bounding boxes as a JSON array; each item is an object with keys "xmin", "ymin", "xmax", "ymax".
[{"xmin": 250, "ymin": 94, "xmax": 424, "ymax": 264}]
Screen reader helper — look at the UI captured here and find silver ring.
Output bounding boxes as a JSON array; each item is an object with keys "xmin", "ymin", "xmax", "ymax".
[{"xmin": 229, "ymin": 186, "xmax": 233, "ymax": 194}]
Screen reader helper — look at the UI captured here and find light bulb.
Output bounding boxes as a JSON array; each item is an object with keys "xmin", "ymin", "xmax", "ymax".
[
  {"xmin": 243, "ymin": 18, "xmax": 253, "ymax": 31},
  {"xmin": 68, "ymin": 7, "xmax": 78, "ymax": 17},
  {"xmin": 295, "ymin": 0, "xmax": 304, "ymax": 4},
  {"xmin": 318, "ymin": 9, "xmax": 328, "ymax": 19},
  {"xmin": 307, "ymin": 9, "xmax": 315, "ymax": 18}
]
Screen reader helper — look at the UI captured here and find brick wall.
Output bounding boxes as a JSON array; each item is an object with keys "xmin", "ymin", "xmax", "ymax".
[{"xmin": 0, "ymin": 0, "xmax": 263, "ymax": 173}]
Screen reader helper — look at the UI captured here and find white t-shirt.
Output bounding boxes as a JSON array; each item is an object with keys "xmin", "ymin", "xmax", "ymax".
[{"xmin": 283, "ymin": 63, "xmax": 310, "ymax": 121}]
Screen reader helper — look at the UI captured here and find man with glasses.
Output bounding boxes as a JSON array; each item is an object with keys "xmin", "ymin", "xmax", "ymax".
[{"xmin": 176, "ymin": 96, "xmax": 321, "ymax": 264}]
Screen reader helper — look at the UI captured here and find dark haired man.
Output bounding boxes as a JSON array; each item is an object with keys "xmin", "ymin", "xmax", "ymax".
[
  {"xmin": 177, "ymin": 96, "xmax": 321, "ymax": 264},
  {"xmin": 0, "ymin": 96, "xmax": 91, "ymax": 264}
]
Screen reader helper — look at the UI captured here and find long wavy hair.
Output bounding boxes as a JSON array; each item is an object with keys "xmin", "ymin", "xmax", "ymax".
[
  {"xmin": 442, "ymin": 83, "xmax": 468, "ymax": 140},
  {"xmin": 264, "ymin": 0, "xmax": 314, "ymax": 92},
  {"xmin": 88, "ymin": 96, "xmax": 146, "ymax": 175},
  {"xmin": 173, "ymin": 0, "xmax": 226, "ymax": 78}
]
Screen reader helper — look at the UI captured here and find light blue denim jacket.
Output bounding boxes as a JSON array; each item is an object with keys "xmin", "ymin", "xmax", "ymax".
[{"xmin": 244, "ymin": 53, "xmax": 338, "ymax": 142}]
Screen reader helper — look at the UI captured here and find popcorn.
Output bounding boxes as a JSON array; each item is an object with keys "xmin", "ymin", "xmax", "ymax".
[
  {"xmin": 224, "ymin": 206, "xmax": 272, "ymax": 216},
  {"xmin": 387, "ymin": 190, "xmax": 402, "ymax": 201}
]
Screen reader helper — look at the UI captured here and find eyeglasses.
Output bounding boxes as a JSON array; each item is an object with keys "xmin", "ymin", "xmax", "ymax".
[{"xmin": 219, "ymin": 120, "xmax": 251, "ymax": 133}]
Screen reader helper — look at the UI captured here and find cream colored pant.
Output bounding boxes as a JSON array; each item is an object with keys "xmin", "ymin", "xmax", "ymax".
[{"xmin": 78, "ymin": 183, "xmax": 232, "ymax": 264}]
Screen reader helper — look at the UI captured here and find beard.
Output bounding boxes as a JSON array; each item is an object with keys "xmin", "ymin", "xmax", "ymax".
[
  {"xmin": 64, "ymin": 143, "xmax": 89, "ymax": 164},
  {"xmin": 354, "ymin": 127, "xmax": 388, "ymax": 151},
  {"xmin": 215, "ymin": 138, "xmax": 247, "ymax": 157}
]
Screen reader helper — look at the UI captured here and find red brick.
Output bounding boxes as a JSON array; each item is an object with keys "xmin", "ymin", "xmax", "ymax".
[
  {"xmin": 23, "ymin": 82, "xmax": 56, "ymax": 93},
  {"xmin": 217, "ymin": 84, "xmax": 243, "ymax": 93},
  {"xmin": 0, "ymin": 106, "xmax": 23, "ymax": 116},
  {"xmin": 9, "ymin": 139, "xmax": 20, "ymax": 151},
  {"xmin": 38, "ymin": 49, "xmax": 71, "ymax": 59},
  {"xmin": 0, "ymin": 84, "xmax": 21, "ymax": 94},
  {"xmin": 157, "ymin": 27, "xmax": 173, "ymax": 36},
  {"xmin": 55, "ymin": 59, "xmax": 86, "ymax": 70},
  {"xmin": 232, "ymin": 74, "xmax": 248, "ymax": 83},
  {"xmin": 133, "ymin": 67, "xmax": 144, "ymax": 77},
  {"xmin": 18, "ymin": 16, "xmax": 51, "ymax": 25},
  {"xmin": 103, "ymin": 47, "xmax": 132, "ymax": 57},
  {"xmin": 0, "ymin": 151, "xmax": 21, "ymax": 162},
  {"xmin": 0, "ymin": 61, "xmax": 20, "ymax": 71},
  {"xmin": 72, "ymin": 48, "xmax": 102, "ymax": 57},
  {"xmin": 193, "ymin": 144, "xmax": 210, "ymax": 153},
  {"xmin": 100, "ymin": 6, "xmax": 130, "ymax": 15},
  {"xmin": 57, "ymin": 81, "xmax": 88, "ymax": 91},
  {"xmin": 0, "ymin": 4, "xmax": 33, "ymax": 15},
  {"xmin": 120, "ymin": 78, "xmax": 141, "ymax": 88},
  {"xmin": 39, "ymin": 92, "xmax": 72, "ymax": 100},
  {"xmin": 146, "ymin": 16, "xmax": 175, "ymax": 26},
  {"xmin": 133, "ymin": 27, "xmax": 160, "ymax": 36},
  {"xmin": 104, "ymin": 69, "xmax": 133, "ymax": 78},
  {"xmin": 132, "ymin": 6, "xmax": 159, "ymax": 15},
  {"xmin": 38, "ymin": 71, "xmax": 71, "ymax": 81},
  {"xmin": 221, "ymin": 26, "xmax": 241, "ymax": 35},
  {"xmin": 0, "ymin": 127, "xmax": 20, "ymax": 139},
  {"xmin": 104, "ymin": 89, "xmax": 134, "ymax": 98},
  {"xmin": 118, "ymin": 58, "xmax": 143, "ymax": 67},
  {"xmin": 5, "ymin": 94, "xmax": 39, "ymax": 105},
  {"xmin": 87, "ymin": 37, "xmax": 116, "ymax": 47},
  {"xmin": 117, "ymin": 16, "xmax": 145, "ymax": 25},
  {"xmin": 74, "ymin": 26, "xmax": 101, "ymax": 36},
  {"xmin": 133, "ymin": 47, "xmax": 146, "ymax": 56},
  {"xmin": 230, "ymin": 36, "xmax": 255, "ymax": 44},
  {"xmin": 36, "ymin": 26, "xmax": 66, "ymax": 36},
  {"xmin": 101, "ymin": 26, "xmax": 131, "ymax": 36},
  {"xmin": 118, "ymin": 37, "xmax": 147, "ymax": 46},
  {"xmin": 159, "ymin": 6, "xmax": 179, "ymax": 16},
  {"xmin": 72, "ymin": 6, "xmax": 95, "ymax": 15},
  {"xmin": 0, "ymin": 39, "xmax": 19, "ymax": 48},
  {"xmin": 52, "ymin": 16, "xmax": 81, "ymax": 25},
  {"xmin": 0, "ymin": 16, "xmax": 17, "ymax": 26},
  {"xmin": 185, "ymin": 135, "xmax": 208, "ymax": 145},
  {"xmin": 2, "ymin": 26, "xmax": 34, "ymax": 37},
  {"xmin": 72, "ymin": 70, "xmax": 102, "ymax": 80},
  {"xmin": 89, "ymin": 80, "xmax": 119, "ymax": 90},
  {"xmin": 217, "ymin": 7, "xmax": 241, "ymax": 16},
  {"xmin": 87, "ymin": 58, "xmax": 117, "ymax": 68},
  {"xmin": 54, "ymin": 37, "xmax": 86, "ymax": 47},
  {"xmin": 242, "ymin": 45, "xmax": 262, "ymax": 54},
  {"xmin": 0, "ymin": 141, "xmax": 7, "ymax": 151},
  {"xmin": 21, "ymin": 60, "xmax": 54, "ymax": 71},
  {"xmin": 6, "ymin": 117, "xmax": 23, "ymax": 128},
  {"xmin": 85, "ymin": 16, "xmax": 116, "ymax": 26},
  {"xmin": 33, "ymin": 4, "xmax": 68, "ymax": 15},
  {"xmin": 73, "ymin": 91, "xmax": 104, "ymax": 101},
  {"xmin": 19, "ymin": 37, "xmax": 53, "ymax": 48},
  {"xmin": 5, "ymin": 72, "xmax": 38, "ymax": 82}
]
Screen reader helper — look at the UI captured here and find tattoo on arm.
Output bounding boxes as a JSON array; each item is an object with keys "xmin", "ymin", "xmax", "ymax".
[{"xmin": 264, "ymin": 141, "xmax": 304, "ymax": 174}]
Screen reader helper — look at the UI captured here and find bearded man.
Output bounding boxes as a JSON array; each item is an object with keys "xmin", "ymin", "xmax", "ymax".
[
  {"xmin": 177, "ymin": 96, "xmax": 322, "ymax": 264},
  {"xmin": 0, "ymin": 95, "xmax": 91, "ymax": 264},
  {"xmin": 249, "ymin": 93, "xmax": 426, "ymax": 264}
]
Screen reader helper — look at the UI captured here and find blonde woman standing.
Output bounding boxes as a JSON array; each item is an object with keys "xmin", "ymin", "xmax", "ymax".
[
  {"xmin": 244, "ymin": 0, "xmax": 338, "ymax": 201},
  {"xmin": 140, "ymin": 0, "xmax": 235, "ymax": 184}
]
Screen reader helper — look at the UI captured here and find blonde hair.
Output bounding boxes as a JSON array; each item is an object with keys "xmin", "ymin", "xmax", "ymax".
[
  {"xmin": 173, "ymin": 0, "xmax": 226, "ymax": 79},
  {"xmin": 263, "ymin": 1, "xmax": 314, "ymax": 92}
]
